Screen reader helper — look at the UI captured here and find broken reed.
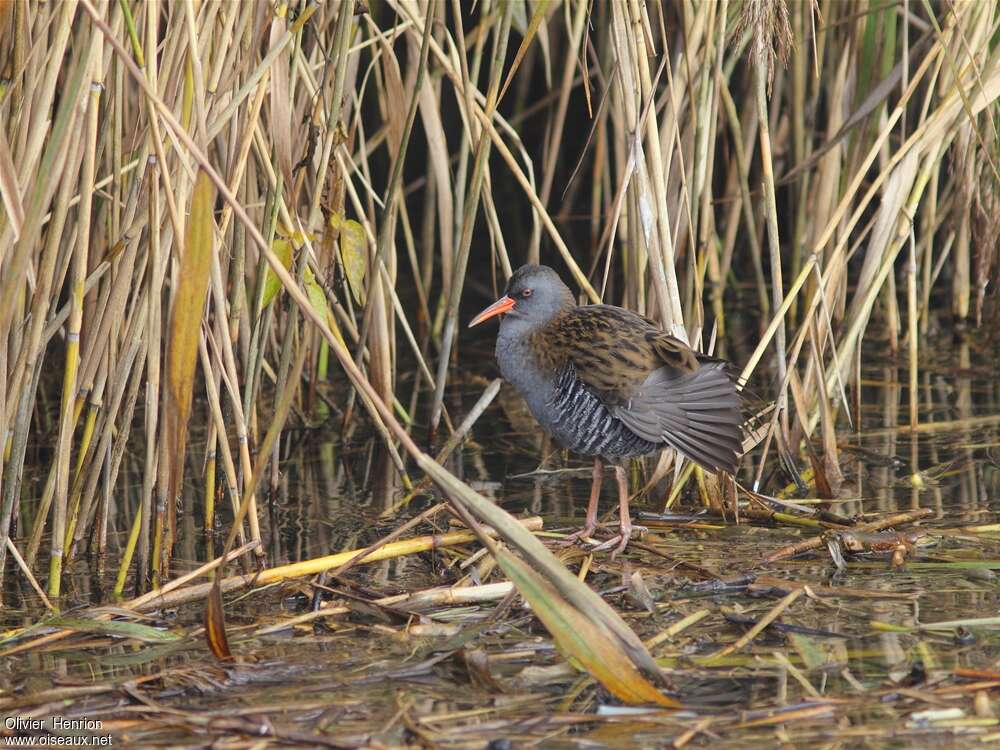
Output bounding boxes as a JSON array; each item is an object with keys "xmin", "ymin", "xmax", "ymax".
[{"xmin": 0, "ymin": 0, "xmax": 997, "ymax": 599}]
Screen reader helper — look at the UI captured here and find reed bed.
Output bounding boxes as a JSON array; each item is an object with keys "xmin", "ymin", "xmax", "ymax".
[{"xmin": 0, "ymin": 0, "xmax": 999, "ymax": 716}]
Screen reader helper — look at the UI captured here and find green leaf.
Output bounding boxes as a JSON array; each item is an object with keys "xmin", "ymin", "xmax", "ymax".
[
  {"xmin": 421, "ymin": 460, "xmax": 667, "ymax": 685},
  {"xmin": 789, "ymin": 633, "xmax": 830, "ymax": 671},
  {"xmin": 304, "ymin": 266, "xmax": 329, "ymax": 320},
  {"xmin": 262, "ymin": 237, "xmax": 294, "ymax": 308},
  {"xmin": 332, "ymin": 214, "xmax": 367, "ymax": 305},
  {"xmin": 49, "ymin": 617, "xmax": 180, "ymax": 643},
  {"xmin": 497, "ymin": 549, "xmax": 679, "ymax": 707},
  {"xmin": 303, "ymin": 266, "xmax": 347, "ymax": 349}
]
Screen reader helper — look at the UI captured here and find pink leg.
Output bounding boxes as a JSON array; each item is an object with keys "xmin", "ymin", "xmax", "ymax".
[
  {"xmin": 583, "ymin": 457, "xmax": 603, "ymax": 537},
  {"xmin": 612, "ymin": 464, "xmax": 632, "ymax": 557},
  {"xmin": 591, "ymin": 464, "xmax": 634, "ymax": 556},
  {"xmin": 561, "ymin": 457, "xmax": 603, "ymax": 545}
]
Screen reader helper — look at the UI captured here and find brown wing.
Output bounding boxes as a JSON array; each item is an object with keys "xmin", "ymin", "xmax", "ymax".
[{"xmin": 539, "ymin": 306, "xmax": 743, "ymax": 473}]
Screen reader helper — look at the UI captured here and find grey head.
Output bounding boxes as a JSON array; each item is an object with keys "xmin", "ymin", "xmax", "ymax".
[
  {"xmin": 468, "ymin": 264, "xmax": 577, "ymax": 422},
  {"xmin": 468, "ymin": 264, "xmax": 575, "ymax": 336}
]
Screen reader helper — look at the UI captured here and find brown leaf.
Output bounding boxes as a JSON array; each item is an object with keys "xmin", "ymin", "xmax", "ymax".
[
  {"xmin": 205, "ymin": 584, "xmax": 233, "ymax": 661},
  {"xmin": 374, "ymin": 32, "xmax": 406, "ymax": 160},
  {"xmin": 268, "ymin": 8, "xmax": 294, "ymax": 188},
  {"xmin": 164, "ymin": 170, "xmax": 216, "ymax": 553},
  {"xmin": 0, "ymin": 126, "xmax": 24, "ymax": 239}
]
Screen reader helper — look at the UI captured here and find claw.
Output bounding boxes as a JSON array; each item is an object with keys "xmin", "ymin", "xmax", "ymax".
[{"xmin": 559, "ymin": 527, "xmax": 597, "ymax": 546}]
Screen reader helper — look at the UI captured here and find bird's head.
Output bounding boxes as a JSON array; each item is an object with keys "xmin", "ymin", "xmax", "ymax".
[{"xmin": 468, "ymin": 264, "xmax": 575, "ymax": 331}]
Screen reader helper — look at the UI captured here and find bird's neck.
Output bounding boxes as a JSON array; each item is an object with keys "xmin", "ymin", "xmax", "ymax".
[{"xmin": 496, "ymin": 310, "xmax": 571, "ymax": 408}]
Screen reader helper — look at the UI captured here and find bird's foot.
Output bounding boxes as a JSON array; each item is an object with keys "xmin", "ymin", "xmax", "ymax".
[
  {"xmin": 557, "ymin": 522, "xmax": 603, "ymax": 547},
  {"xmin": 585, "ymin": 524, "xmax": 647, "ymax": 557},
  {"xmin": 589, "ymin": 534, "xmax": 627, "ymax": 556}
]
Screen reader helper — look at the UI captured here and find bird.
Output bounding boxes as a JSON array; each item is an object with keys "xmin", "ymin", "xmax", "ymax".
[{"xmin": 469, "ymin": 264, "xmax": 743, "ymax": 554}]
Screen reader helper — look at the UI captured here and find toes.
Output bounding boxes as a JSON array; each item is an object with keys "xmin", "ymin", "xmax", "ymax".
[
  {"xmin": 557, "ymin": 523, "xmax": 641, "ymax": 554},
  {"xmin": 590, "ymin": 536, "xmax": 621, "ymax": 553},
  {"xmin": 558, "ymin": 522, "xmax": 604, "ymax": 546},
  {"xmin": 558, "ymin": 527, "xmax": 596, "ymax": 546},
  {"xmin": 610, "ymin": 534, "xmax": 630, "ymax": 558}
]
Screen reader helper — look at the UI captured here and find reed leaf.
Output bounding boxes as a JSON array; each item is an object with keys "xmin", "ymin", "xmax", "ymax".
[
  {"xmin": 497, "ymin": 548, "xmax": 678, "ymax": 706},
  {"xmin": 163, "ymin": 170, "xmax": 216, "ymax": 578}
]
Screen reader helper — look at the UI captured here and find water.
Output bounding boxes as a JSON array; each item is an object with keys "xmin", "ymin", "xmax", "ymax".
[{"xmin": 2, "ymin": 329, "xmax": 999, "ymax": 748}]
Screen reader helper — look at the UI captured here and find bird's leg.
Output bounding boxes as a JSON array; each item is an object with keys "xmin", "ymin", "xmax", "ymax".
[
  {"xmin": 592, "ymin": 464, "xmax": 634, "ymax": 556},
  {"xmin": 611, "ymin": 464, "xmax": 632, "ymax": 557},
  {"xmin": 584, "ymin": 457, "xmax": 603, "ymax": 537},
  {"xmin": 560, "ymin": 457, "xmax": 603, "ymax": 545}
]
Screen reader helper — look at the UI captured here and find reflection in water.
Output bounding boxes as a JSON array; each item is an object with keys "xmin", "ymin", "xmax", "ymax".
[{"xmin": 2, "ymin": 332, "xmax": 999, "ymax": 746}]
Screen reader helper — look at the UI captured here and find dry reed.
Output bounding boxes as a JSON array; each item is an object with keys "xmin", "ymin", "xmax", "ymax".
[{"xmin": 0, "ymin": 0, "xmax": 998, "ymax": 703}]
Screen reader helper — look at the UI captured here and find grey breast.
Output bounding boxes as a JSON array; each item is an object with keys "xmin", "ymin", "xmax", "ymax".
[
  {"xmin": 496, "ymin": 329, "xmax": 657, "ymax": 460},
  {"xmin": 545, "ymin": 364, "xmax": 659, "ymax": 459}
]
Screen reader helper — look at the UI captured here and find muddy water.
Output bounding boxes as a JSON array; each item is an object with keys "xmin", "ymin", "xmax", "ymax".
[{"xmin": 2, "ymin": 331, "xmax": 999, "ymax": 748}]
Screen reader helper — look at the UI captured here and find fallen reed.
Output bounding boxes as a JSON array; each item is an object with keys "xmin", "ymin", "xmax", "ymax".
[{"xmin": 0, "ymin": 0, "xmax": 997, "ymax": 694}]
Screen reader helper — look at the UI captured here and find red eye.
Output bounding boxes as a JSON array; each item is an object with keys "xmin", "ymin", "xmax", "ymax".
[{"xmin": 522, "ymin": 288, "xmax": 533, "ymax": 298}]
